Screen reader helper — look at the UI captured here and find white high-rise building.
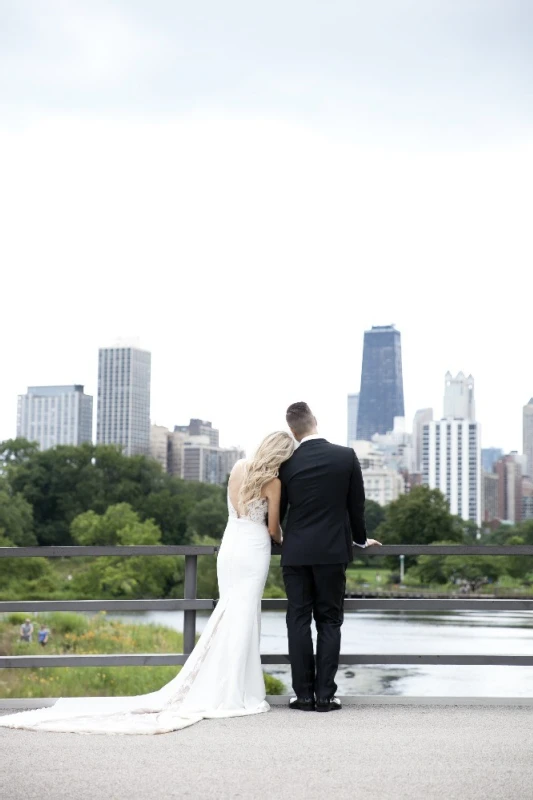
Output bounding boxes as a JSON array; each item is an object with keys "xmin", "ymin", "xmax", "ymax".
[
  {"xmin": 150, "ymin": 424, "xmax": 170, "ymax": 471},
  {"xmin": 372, "ymin": 416, "xmax": 414, "ymax": 473},
  {"xmin": 423, "ymin": 371, "xmax": 481, "ymax": 524},
  {"xmin": 422, "ymin": 419, "xmax": 481, "ymax": 524},
  {"xmin": 347, "ymin": 393, "xmax": 359, "ymax": 445},
  {"xmin": 17, "ymin": 385, "xmax": 93, "ymax": 450},
  {"xmin": 352, "ymin": 440, "xmax": 405, "ymax": 506},
  {"xmin": 443, "ymin": 372, "xmax": 475, "ymax": 420},
  {"xmin": 523, "ymin": 399, "xmax": 533, "ymax": 478},
  {"xmin": 97, "ymin": 344, "xmax": 151, "ymax": 456},
  {"xmin": 412, "ymin": 408, "xmax": 433, "ymax": 472}
]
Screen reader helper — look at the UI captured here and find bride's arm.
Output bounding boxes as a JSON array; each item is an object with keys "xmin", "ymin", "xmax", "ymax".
[{"xmin": 263, "ymin": 478, "xmax": 282, "ymax": 544}]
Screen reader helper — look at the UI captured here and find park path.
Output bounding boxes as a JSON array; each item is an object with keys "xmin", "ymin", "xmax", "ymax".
[{"xmin": 2, "ymin": 704, "xmax": 533, "ymax": 799}]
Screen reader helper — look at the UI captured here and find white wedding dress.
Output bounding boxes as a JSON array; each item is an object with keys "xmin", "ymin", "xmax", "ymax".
[{"xmin": 0, "ymin": 491, "xmax": 272, "ymax": 735}]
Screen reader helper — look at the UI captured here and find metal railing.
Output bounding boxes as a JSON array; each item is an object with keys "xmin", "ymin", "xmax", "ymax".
[{"xmin": 2, "ymin": 544, "xmax": 533, "ymax": 670}]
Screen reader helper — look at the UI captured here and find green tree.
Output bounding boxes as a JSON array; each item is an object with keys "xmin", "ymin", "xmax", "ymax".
[
  {"xmin": 71, "ymin": 502, "xmax": 162, "ymax": 546},
  {"xmin": 408, "ymin": 547, "xmax": 504, "ymax": 590},
  {"xmin": 7, "ymin": 443, "xmax": 111, "ymax": 545},
  {"xmin": 137, "ymin": 488, "xmax": 194, "ymax": 545},
  {"xmin": 187, "ymin": 497, "xmax": 228, "ymax": 540},
  {"xmin": 69, "ymin": 504, "xmax": 181, "ymax": 599},
  {"xmin": 0, "ymin": 438, "xmax": 39, "ymax": 470},
  {"xmin": 2, "ymin": 441, "xmax": 221, "ymax": 547},
  {"xmin": 137, "ymin": 480, "xmax": 225, "ymax": 545},
  {"xmin": 376, "ymin": 486, "xmax": 463, "ymax": 570},
  {"xmin": 365, "ymin": 499, "xmax": 385, "ymax": 536},
  {"xmin": 460, "ymin": 519, "xmax": 481, "ymax": 544},
  {"xmin": 405, "ymin": 543, "xmax": 450, "ymax": 585},
  {"xmin": 0, "ymin": 533, "xmax": 57, "ymax": 600},
  {"xmin": 377, "ymin": 486, "xmax": 463, "ymax": 546},
  {"xmin": 503, "ymin": 535, "xmax": 531, "ymax": 580},
  {"xmin": 0, "ymin": 483, "xmax": 36, "ymax": 546},
  {"xmin": 512, "ymin": 520, "xmax": 533, "ymax": 546}
]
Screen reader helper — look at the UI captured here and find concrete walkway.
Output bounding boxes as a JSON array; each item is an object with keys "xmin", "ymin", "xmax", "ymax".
[{"xmin": 2, "ymin": 704, "xmax": 533, "ymax": 799}]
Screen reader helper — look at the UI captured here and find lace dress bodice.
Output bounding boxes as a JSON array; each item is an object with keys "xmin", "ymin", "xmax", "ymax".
[{"xmin": 227, "ymin": 491, "xmax": 268, "ymax": 525}]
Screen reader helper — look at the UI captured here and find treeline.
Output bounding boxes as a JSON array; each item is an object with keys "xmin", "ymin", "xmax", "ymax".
[
  {"xmin": 1, "ymin": 438, "xmax": 533, "ymax": 599},
  {"xmin": 0, "ymin": 438, "xmax": 229, "ymax": 601},
  {"xmin": 0, "ymin": 438, "xmax": 228, "ymax": 548},
  {"xmin": 369, "ymin": 485, "xmax": 533, "ymax": 590}
]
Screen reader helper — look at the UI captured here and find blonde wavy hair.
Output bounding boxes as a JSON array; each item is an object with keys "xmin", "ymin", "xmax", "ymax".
[{"xmin": 239, "ymin": 431, "xmax": 295, "ymax": 509}]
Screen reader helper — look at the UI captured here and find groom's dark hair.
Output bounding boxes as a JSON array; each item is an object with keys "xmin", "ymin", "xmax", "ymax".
[{"xmin": 286, "ymin": 402, "xmax": 315, "ymax": 437}]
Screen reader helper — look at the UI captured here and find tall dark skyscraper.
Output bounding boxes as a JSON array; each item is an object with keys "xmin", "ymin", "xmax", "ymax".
[{"xmin": 356, "ymin": 325, "xmax": 405, "ymax": 441}]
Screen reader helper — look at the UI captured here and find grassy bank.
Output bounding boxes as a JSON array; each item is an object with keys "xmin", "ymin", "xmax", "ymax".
[
  {"xmin": 0, "ymin": 612, "xmax": 284, "ymax": 698},
  {"xmin": 346, "ymin": 567, "xmax": 392, "ymax": 590}
]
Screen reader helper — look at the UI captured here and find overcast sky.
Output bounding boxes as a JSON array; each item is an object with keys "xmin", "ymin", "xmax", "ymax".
[{"xmin": 1, "ymin": 0, "xmax": 532, "ymax": 455}]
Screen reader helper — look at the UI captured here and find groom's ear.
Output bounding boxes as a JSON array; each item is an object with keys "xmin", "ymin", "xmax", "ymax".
[{"xmin": 313, "ymin": 416, "xmax": 318, "ymax": 427}]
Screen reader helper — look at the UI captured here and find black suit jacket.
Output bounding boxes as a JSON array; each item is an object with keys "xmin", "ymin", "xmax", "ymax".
[{"xmin": 279, "ymin": 438, "xmax": 367, "ymax": 567}]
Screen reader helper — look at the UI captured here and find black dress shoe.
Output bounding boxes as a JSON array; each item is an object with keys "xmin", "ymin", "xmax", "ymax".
[
  {"xmin": 316, "ymin": 697, "xmax": 342, "ymax": 712},
  {"xmin": 289, "ymin": 697, "xmax": 315, "ymax": 711}
]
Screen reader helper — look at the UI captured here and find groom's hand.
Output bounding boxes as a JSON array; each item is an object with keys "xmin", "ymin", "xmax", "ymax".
[{"xmin": 366, "ymin": 538, "xmax": 382, "ymax": 547}]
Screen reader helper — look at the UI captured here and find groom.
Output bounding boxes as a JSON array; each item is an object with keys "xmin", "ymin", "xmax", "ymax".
[{"xmin": 279, "ymin": 402, "xmax": 382, "ymax": 712}]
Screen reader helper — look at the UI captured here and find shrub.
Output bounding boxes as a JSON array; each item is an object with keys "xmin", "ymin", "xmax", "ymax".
[
  {"xmin": 43, "ymin": 612, "xmax": 90, "ymax": 636},
  {"xmin": 264, "ymin": 673, "xmax": 285, "ymax": 695},
  {"xmin": 263, "ymin": 585, "xmax": 286, "ymax": 598},
  {"xmin": 7, "ymin": 613, "xmax": 28, "ymax": 625}
]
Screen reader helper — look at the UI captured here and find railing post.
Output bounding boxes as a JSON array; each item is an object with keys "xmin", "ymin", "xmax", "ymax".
[{"xmin": 183, "ymin": 554, "xmax": 198, "ymax": 656}]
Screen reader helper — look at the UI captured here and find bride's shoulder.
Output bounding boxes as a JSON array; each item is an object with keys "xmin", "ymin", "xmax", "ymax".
[
  {"xmin": 262, "ymin": 476, "xmax": 281, "ymax": 497},
  {"xmin": 229, "ymin": 458, "xmax": 248, "ymax": 480}
]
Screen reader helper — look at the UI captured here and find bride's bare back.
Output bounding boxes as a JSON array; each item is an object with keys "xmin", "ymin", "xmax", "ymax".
[
  {"xmin": 227, "ymin": 459, "xmax": 249, "ymax": 518},
  {"xmin": 227, "ymin": 459, "xmax": 282, "ymax": 542}
]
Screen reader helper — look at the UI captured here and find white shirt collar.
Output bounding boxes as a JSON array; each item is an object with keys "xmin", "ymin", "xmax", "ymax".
[{"xmin": 299, "ymin": 434, "xmax": 322, "ymax": 445}]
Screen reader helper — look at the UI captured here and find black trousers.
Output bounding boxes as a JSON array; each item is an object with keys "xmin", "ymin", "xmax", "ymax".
[{"xmin": 282, "ymin": 563, "xmax": 347, "ymax": 700}]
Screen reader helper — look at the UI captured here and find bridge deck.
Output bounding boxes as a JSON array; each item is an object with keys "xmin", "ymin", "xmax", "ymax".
[{"xmin": 2, "ymin": 703, "xmax": 533, "ymax": 799}]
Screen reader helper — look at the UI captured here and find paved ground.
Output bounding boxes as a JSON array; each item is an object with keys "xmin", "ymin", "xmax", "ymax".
[{"xmin": 2, "ymin": 704, "xmax": 533, "ymax": 800}]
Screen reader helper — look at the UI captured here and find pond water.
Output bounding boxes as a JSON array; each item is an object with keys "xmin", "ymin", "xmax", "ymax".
[{"xmin": 94, "ymin": 608, "xmax": 533, "ymax": 697}]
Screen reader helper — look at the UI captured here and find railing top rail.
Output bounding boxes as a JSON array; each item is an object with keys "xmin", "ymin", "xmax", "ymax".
[
  {"xmin": 0, "ymin": 545, "xmax": 218, "ymax": 558},
  {"xmin": 1, "ymin": 544, "xmax": 533, "ymax": 558},
  {"xmin": 3, "ymin": 598, "xmax": 533, "ymax": 613},
  {"xmin": 356, "ymin": 545, "xmax": 533, "ymax": 556},
  {"xmin": 275, "ymin": 545, "xmax": 533, "ymax": 557}
]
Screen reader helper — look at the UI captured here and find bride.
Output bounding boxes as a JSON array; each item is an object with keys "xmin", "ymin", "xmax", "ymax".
[{"xmin": 0, "ymin": 431, "xmax": 295, "ymax": 735}]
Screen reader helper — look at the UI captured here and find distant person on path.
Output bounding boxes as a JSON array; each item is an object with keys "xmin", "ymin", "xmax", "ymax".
[
  {"xmin": 38, "ymin": 625, "xmax": 50, "ymax": 646},
  {"xmin": 19, "ymin": 619, "xmax": 33, "ymax": 643},
  {"xmin": 279, "ymin": 402, "xmax": 382, "ymax": 712}
]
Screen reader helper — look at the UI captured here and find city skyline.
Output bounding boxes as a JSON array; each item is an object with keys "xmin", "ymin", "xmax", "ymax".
[
  {"xmin": 2, "ymin": 336, "xmax": 532, "ymax": 457},
  {"xmin": 1, "ymin": 3, "xmax": 532, "ymax": 458}
]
